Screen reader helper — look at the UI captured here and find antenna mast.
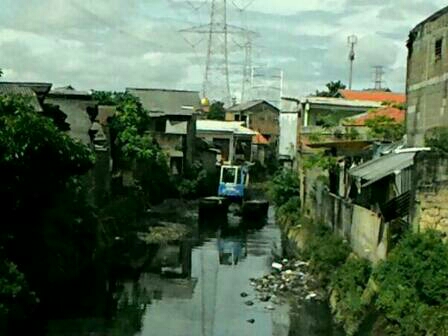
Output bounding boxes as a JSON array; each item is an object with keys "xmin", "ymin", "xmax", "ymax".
[{"xmin": 347, "ymin": 34, "xmax": 358, "ymax": 90}]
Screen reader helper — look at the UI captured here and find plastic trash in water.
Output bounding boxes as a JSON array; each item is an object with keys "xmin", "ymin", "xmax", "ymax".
[{"xmin": 271, "ymin": 262, "xmax": 283, "ymax": 271}]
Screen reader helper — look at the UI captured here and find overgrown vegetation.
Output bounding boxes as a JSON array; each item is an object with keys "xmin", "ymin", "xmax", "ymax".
[
  {"xmin": 364, "ymin": 114, "xmax": 404, "ymax": 141},
  {"xmin": 302, "ymin": 151, "xmax": 338, "ymax": 171},
  {"xmin": 374, "ymin": 230, "xmax": 448, "ymax": 335},
  {"xmin": 269, "ymin": 163, "xmax": 448, "ymax": 336},
  {"xmin": 301, "ymin": 223, "xmax": 351, "ymax": 286},
  {"xmin": 93, "ymin": 91, "xmax": 175, "ymax": 204},
  {"xmin": 315, "ymin": 80, "xmax": 346, "ymax": 97},
  {"xmin": 268, "ymin": 169, "xmax": 300, "ymax": 207},
  {"xmin": 0, "ymin": 95, "xmax": 96, "ymax": 329},
  {"xmin": 330, "ymin": 257, "xmax": 373, "ymax": 335},
  {"xmin": 276, "ymin": 196, "xmax": 302, "ymax": 229},
  {"xmin": 206, "ymin": 101, "xmax": 226, "ymax": 120}
]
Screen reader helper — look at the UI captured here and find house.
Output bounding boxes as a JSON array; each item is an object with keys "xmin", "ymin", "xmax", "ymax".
[
  {"xmin": 406, "ymin": 5, "xmax": 448, "ymax": 147},
  {"xmin": 127, "ymin": 88, "xmax": 200, "ymax": 175},
  {"xmin": 278, "ymin": 98, "xmax": 300, "ymax": 167},
  {"xmin": 196, "ymin": 120, "xmax": 257, "ymax": 164},
  {"xmin": 46, "ymin": 86, "xmax": 98, "ymax": 145},
  {"xmin": 225, "ymin": 100, "xmax": 279, "ymax": 144},
  {"xmin": 0, "ymin": 82, "xmax": 52, "ymax": 112},
  {"xmin": 297, "ymin": 97, "xmax": 382, "ymax": 142},
  {"xmin": 405, "ymin": 6, "xmax": 448, "ymax": 235},
  {"xmin": 47, "ymin": 86, "xmax": 111, "ymax": 205}
]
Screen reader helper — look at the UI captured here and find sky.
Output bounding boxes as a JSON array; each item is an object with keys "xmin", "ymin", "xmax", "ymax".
[{"xmin": 0, "ymin": 0, "xmax": 447, "ymax": 100}]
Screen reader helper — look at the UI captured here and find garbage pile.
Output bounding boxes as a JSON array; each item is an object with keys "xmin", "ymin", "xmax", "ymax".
[{"xmin": 247, "ymin": 258, "xmax": 324, "ymax": 306}]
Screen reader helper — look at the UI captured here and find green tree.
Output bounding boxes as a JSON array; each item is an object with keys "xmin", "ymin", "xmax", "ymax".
[
  {"xmin": 207, "ymin": 101, "xmax": 226, "ymax": 120},
  {"xmin": 0, "ymin": 95, "xmax": 96, "ymax": 328},
  {"xmin": 268, "ymin": 169, "xmax": 300, "ymax": 207},
  {"xmin": 92, "ymin": 91, "xmax": 174, "ymax": 204},
  {"xmin": 364, "ymin": 114, "xmax": 404, "ymax": 141},
  {"xmin": 315, "ymin": 80, "xmax": 346, "ymax": 97}
]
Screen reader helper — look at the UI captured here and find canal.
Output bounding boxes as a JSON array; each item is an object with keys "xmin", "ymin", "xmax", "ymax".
[{"xmin": 44, "ymin": 206, "xmax": 341, "ymax": 336}]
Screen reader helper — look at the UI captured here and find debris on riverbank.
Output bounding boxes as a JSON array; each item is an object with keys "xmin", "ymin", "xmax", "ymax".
[
  {"xmin": 137, "ymin": 222, "xmax": 189, "ymax": 244},
  {"xmin": 248, "ymin": 258, "xmax": 325, "ymax": 307}
]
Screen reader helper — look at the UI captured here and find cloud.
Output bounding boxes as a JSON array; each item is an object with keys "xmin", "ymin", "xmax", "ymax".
[{"xmin": 0, "ymin": 0, "xmax": 446, "ymax": 98}]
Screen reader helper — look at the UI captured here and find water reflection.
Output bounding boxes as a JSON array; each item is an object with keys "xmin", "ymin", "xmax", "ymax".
[
  {"xmin": 44, "ymin": 208, "xmax": 338, "ymax": 336},
  {"xmin": 217, "ymin": 227, "xmax": 247, "ymax": 265}
]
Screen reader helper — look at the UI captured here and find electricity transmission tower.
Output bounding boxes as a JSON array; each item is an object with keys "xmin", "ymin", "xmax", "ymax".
[
  {"xmin": 241, "ymin": 38, "xmax": 253, "ymax": 102},
  {"xmin": 232, "ymin": 0, "xmax": 255, "ymax": 103},
  {"xmin": 180, "ymin": 0, "xmax": 254, "ymax": 106},
  {"xmin": 347, "ymin": 35, "xmax": 358, "ymax": 90}
]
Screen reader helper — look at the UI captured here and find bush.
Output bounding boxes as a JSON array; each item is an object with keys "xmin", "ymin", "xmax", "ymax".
[
  {"xmin": 268, "ymin": 169, "xmax": 300, "ymax": 207},
  {"xmin": 374, "ymin": 230, "xmax": 448, "ymax": 335},
  {"xmin": 331, "ymin": 257, "xmax": 372, "ymax": 335},
  {"xmin": 302, "ymin": 223, "xmax": 351, "ymax": 286},
  {"xmin": 276, "ymin": 196, "xmax": 301, "ymax": 229},
  {"xmin": 176, "ymin": 161, "xmax": 210, "ymax": 199},
  {"xmin": 0, "ymin": 260, "xmax": 37, "ymax": 329}
]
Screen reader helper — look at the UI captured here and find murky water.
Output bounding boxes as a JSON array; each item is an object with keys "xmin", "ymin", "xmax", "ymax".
[{"xmin": 44, "ymin": 207, "xmax": 340, "ymax": 336}]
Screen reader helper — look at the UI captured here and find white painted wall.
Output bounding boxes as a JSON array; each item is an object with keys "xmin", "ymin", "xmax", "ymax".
[{"xmin": 279, "ymin": 112, "xmax": 298, "ymax": 159}]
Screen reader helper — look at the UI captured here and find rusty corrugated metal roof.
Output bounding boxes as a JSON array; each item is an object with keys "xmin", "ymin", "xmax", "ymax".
[{"xmin": 350, "ymin": 152, "xmax": 416, "ymax": 187}]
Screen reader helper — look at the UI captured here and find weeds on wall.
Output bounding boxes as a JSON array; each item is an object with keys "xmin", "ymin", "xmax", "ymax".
[{"xmin": 330, "ymin": 257, "xmax": 373, "ymax": 335}]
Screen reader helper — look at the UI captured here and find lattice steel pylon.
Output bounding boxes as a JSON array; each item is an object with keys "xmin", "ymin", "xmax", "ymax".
[
  {"xmin": 241, "ymin": 38, "xmax": 253, "ymax": 102},
  {"xmin": 180, "ymin": 0, "xmax": 232, "ymax": 105}
]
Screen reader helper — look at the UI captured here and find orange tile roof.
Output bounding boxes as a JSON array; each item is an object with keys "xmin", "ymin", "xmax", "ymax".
[
  {"xmin": 252, "ymin": 132, "xmax": 269, "ymax": 145},
  {"xmin": 339, "ymin": 90, "xmax": 406, "ymax": 104},
  {"xmin": 347, "ymin": 107, "xmax": 405, "ymax": 126}
]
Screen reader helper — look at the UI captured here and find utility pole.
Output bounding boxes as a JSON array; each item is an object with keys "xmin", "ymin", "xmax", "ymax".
[
  {"xmin": 373, "ymin": 65, "xmax": 384, "ymax": 90},
  {"xmin": 347, "ymin": 35, "xmax": 358, "ymax": 90}
]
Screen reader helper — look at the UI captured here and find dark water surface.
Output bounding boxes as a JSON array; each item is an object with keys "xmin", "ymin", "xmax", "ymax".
[{"xmin": 45, "ymin": 208, "xmax": 340, "ymax": 336}]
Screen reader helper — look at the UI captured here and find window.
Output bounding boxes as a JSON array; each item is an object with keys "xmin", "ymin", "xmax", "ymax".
[
  {"xmin": 435, "ymin": 38, "xmax": 443, "ymax": 61},
  {"xmin": 222, "ymin": 167, "xmax": 237, "ymax": 184}
]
